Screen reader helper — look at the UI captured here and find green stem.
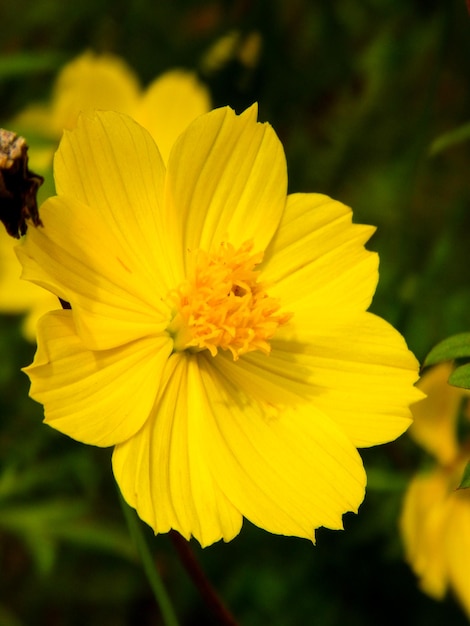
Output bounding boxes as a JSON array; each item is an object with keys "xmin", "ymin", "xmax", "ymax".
[
  {"xmin": 169, "ymin": 530, "xmax": 239, "ymax": 626},
  {"xmin": 118, "ymin": 490, "xmax": 180, "ymax": 626}
]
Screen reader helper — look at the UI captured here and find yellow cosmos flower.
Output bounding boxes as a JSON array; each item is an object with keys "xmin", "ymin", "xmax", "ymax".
[
  {"xmin": 400, "ymin": 362, "xmax": 470, "ymax": 617},
  {"xmin": 2, "ymin": 51, "xmax": 210, "ymax": 340},
  {"xmin": 17, "ymin": 105, "xmax": 421, "ymax": 547}
]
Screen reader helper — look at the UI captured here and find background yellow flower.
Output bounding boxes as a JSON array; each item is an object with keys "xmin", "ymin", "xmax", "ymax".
[
  {"xmin": 401, "ymin": 362, "xmax": 470, "ymax": 619},
  {"xmin": 0, "ymin": 228, "xmax": 58, "ymax": 341}
]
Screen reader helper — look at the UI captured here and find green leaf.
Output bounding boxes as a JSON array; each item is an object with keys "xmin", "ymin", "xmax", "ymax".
[
  {"xmin": 457, "ymin": 462, "xmax": 470, "ymax": 489},
  {"xmin": 449, "ymin": 363, "xmax": 470, "ymax": 390},
  {"xmin": 430, "ymin": 121, "xmax": 470, "ymax": 155},
  {"xmin": 52, "ymin": 521, "xmax": 137, "ymax": 561},
  {"xmin": 0, "ymin": 52, "xmax": 62, "ymax": 78},
  {"xmin": 424, "ymin": 333, "xmax": 470, "ymax": 367}
]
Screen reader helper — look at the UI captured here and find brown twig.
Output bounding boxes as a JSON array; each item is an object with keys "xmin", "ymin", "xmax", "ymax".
[{"xmin": 169, "ymin": 530, "xmax": 239, "ymax": 626}]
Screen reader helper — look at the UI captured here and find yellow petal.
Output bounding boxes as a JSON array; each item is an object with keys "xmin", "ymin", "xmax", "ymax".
[
  {"xmin": 1, "ymin": 229, "xmax": 53, "ymax": 312},
  {"xmin": 113, "ymin": 353, "xmax": 243, "ymax": 547},
  {"xmin": 230, "ymin": 312, "xmax": 420, "ymax": 448},
  {"xmin": 199, "ymin": 354, "xmax": 366, "ymax": 539},
  {"xmin": 294, "ymin": 313, "xmax": 421, "ymax": 446},
  {"xmin": 54, "ymin": 111, "xmax": 174, "ymax": 284},
  {"xmin": 400, "ymin": 470, "xmax": 450, "ymax": 599},
  {"xmin": 0, "ymin": 229, "xmax": 58, "ymax": 342},
  {"xmin": 51, "ymin": 51, "xmax": 140, "ymax": 133},
  {"xmin": 134, "ymin": 70, "xmax": 211, "ymax": 164},
  {"xmin": 165, "ymin": 105, "xmax": 287, "ymax": 262},
  {"xmin": 17, "ymin": 194, "xmax": 171, "ymax": 350},
  {"xmin": 258, "ymin": 193, "xmax": 420, "ymax": 446},
  {"xmin": 262, "ymin": 193, "xmax": 378, "ymax": 316},
  {"xmin": 114, "ymin": 351, "xmax": 365, "ymax": 545},
  {"xmin": 25, "ymin": 310, "xmax": 173, "ymax": 447},
  {"xmin": 445, "ymin": 491, "xmax": 470, "ymax": 619},
  {"xmin": 409, "ymin": 362, "xmax": 463, "ymax": 465}
]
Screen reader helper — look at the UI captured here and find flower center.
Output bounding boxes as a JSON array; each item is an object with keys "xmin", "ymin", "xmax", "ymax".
[{"xmin": 167, "ymin": 240, "xmax": 291, "ymax": 360}]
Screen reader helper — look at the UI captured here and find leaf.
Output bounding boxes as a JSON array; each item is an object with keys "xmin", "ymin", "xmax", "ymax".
[
  {"xmin": 0, "ymin": 499, "xmax": 136, "ymax": 563},
  {"xmin": 429, "ymin": 121, "xmax": 470, "ymax": 155},
  {"xmin": 0, "ymin": 52, "xmax": 62, "ymax": 78},
  {"xmin": 52, "ymin": 521, "xmax": 137, "ymax": 561},
  {"xmin": 424, "ymin": 333, "xmax": 470, "ymax": 367},
  {"xmin": 449, "ymin": 363, "xmax": 470, "ymax": 390},
  {"xmin": 457, "ymin": 462, "xmax": 470, "ymax": 489}
]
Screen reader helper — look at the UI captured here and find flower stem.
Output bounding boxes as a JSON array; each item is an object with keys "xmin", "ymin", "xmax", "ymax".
[
  {"xmin": 169, "ymin": 530, "xmax": 239, "ymax": 626},
  {"xmin": 118, "ymin": 491, "xmax": 180, "ymax": 626}
]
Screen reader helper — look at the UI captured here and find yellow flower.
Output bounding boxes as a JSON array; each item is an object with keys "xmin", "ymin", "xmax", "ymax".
[
  {"xmin": 17, "ymin": 105, "xmax": 421, "ymax": 546},
  {"xmin": 400, "ymin": 362, "xmax": 470, "ymax": 617},
  {"xmin": 2, "ymin": 51, "xmax": 210, "ymax": 341}
]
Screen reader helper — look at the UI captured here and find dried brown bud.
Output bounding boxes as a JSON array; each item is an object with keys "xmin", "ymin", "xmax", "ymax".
[{"xmin": 0, "ymin": 128, "xmax": 43, "ymax": 238}]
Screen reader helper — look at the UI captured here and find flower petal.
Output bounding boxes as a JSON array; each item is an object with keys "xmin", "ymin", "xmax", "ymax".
[
  {"xmin": 165, "ymin": 105, "xmax": 287, "ymax": 264},
  {"xmin": 400, "ymin": 470, "xmax": 450, "ymax": 599},
  {"xmin": 409, "ymin": 362, "xmax": 463, "ymax": 465},
  {"xmin": 17, "ymin": 194, "xmax": 171, "ymax": 350},
  {"xmin": 200, "ymin": 355, "xmax": 366, "ymax": 539},
  {"xmin": 446, "ymin": 492, "xmax": 470, "ymax": 619},
  {"xmin": 215, "ymin": 312, "xmax": 420, "ymax": 448},
  {"xmin": 280, "ymin": 312, "xmax": 420, "ymax": 447},
  {"xmin": 262, "ymin": 193, "xmax": 378, "ymax": 315},
  {"xmin": 1, "ymin": 229, "xmax": 53, "ymax": 312},
  {"xmin": 134, "ymin": 70, "xmax": 211, "ymax": 165},
  {"xmin": 54, "ymin": 110, "xmax": 183, "ymax": 287},
  {"xmin": 112, "ymin": 353, "xmax": 243, "ymax": 547},
  {"xmin": 25, "ymin": 310, "xmax": 173, "ymax": 447}
]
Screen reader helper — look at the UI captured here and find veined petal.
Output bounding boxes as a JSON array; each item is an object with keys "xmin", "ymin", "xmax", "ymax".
[
  {"xmin": 113, "ymin": 353, "xmax": 243, "ymax": 547},
  {"xmin": 17, "ymin": 195, "xmax": 171, "ymax": 350},
  {"xmin": 54, "ymin": 111, "xmax": 183, "ymax": 291},
  {"xmin": 197, "ymin": 355, "xmax": 366, "ymax": 539},
  {"xmin": 262, "ymin": 193, "xmax": 378, "ymax": 315},
  {"xmin": 134, "ymin": 70, "xmax": 211, "ymax": 165},
  {"xmin": 165, "ymin": 105, "xmax": 287, "ymax": 266},
  {"xmin": 25, "ymin": 310, "xmax": 173, "ymax": 447},
  {"xmin": 409, "ymin": 362, "xmax": 463, "ymax": 465},
  {"xmin": 232, "ymin": 312, "xmax": 420, "ymax": 448}
]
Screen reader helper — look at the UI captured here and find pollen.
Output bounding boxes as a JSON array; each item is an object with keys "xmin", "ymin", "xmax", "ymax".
[{"xmin": 167, "ymin": 240, "xmax": 292, "ymax": 360}]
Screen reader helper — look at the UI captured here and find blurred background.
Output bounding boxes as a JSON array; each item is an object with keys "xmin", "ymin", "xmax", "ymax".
[{"xmin": 1, "ymin": 0, "xmax": 469, "ymax": 624}]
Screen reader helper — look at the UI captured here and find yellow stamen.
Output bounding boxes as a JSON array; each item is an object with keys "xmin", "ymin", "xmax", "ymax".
[{"xmin": 167, "ymin": 240, "xmax": 291, "ymax": 360}]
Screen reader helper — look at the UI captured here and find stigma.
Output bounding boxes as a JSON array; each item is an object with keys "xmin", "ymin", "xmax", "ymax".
[{"xmin": 167, "ymin": 240, "xmax": 291, "ymax": 360}]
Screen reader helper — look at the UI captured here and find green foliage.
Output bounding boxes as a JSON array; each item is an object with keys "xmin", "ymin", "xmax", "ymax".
[
  {"xmin": 449, "ymin": 363, "xmax": 470, "ymax": 390},
  {"xmin": 425, "ymin": 333, "xmax": 470, "ymax": 366},
  {"xmin": 457, "ymin": 462, "xmax": 470, "ymax": 490},
  {"xmin": 424, "ymin": 333, "xmax": 470, "ymax": 389},
  {"xmin": 430, "ymin": 121, "xmax": 470, "ymax": 155},
  {"xmin": 0, "ymin": 52, "xmax": 63, "ymax": 78}
]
